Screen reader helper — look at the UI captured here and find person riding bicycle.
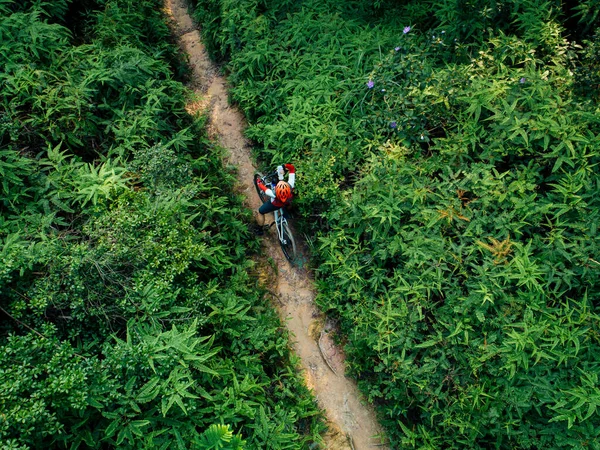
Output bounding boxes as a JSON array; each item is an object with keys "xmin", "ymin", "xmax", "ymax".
[{"xmin": 255, "ymin": 163, "xmax": 295, "ymax": 235}]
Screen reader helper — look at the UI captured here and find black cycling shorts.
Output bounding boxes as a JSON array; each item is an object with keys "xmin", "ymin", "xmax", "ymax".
[{"xmin": 259, "ymin": 200, "xmax": 281, "ymax": 215}]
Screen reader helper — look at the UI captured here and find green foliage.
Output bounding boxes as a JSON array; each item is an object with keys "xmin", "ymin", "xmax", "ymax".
[
  {"xmin": 315, "ymin": 151, "xmax": 600, "ymax": 447},
  {"xmin": 0, "ymin": 9, "xmax": 71, "ymax": 65},
  {"xmin": 574, "ymin": 32, "xmax": 600, "ymax": 101},
  {"xmin": 2, "ymin": 0, "xmax": 71, "ymax": 19},
  {"xmin": 128, "ymin": 142, "xmax": 194, "ymax": 191},
  {"xmin": 0, "ymin": 328, "xmax": 90, "ymax": 448},
  {"xmin": 197, "ymin": 424, "xmax": 245, "ymax": 449},
  {"xmin": 0, "ymin": 149, "xmax": 34, "ymax": 206},
  {"xmin": 571, "ymin": 0, "xmax": 600, "ymax": 36}
]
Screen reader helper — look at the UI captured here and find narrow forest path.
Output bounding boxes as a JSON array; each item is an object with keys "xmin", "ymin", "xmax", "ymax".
[{"xmin": 166, "ymin": 1, "xmax": 387, "ymax": 448}]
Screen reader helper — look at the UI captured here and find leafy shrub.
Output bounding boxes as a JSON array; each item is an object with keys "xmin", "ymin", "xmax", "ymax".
[
  {"xmin": 574, "ymin": 32, "xmax": 600, "ymax": 101},
  {"xmin": 316, "ymin": 151, "xmax": 600, "ymax": 447}
]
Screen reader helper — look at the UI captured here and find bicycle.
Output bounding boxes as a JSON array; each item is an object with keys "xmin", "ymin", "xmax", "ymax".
[{"xmin": 253, "ymin": 171, "xmax": 298, "ymax": 264}]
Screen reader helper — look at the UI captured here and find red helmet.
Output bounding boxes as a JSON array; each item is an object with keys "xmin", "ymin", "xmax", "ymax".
[{"xmin": 275, "ymin": 181, "xmax": 292, "ymax": 202}]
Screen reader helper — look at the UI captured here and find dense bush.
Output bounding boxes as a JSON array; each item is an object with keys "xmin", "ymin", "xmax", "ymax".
[
  {"xmin": 0, "ymin": 0, "xmax": 324, "ymax": 448},
  {"xmin": 191, "ymin": 0, "xmax": 600, "ymax": 447}
]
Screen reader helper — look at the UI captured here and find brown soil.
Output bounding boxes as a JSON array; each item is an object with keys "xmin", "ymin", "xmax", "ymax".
[{"xmin": 165, "ymin": 1, "xmax": 388, "ymax": 448}]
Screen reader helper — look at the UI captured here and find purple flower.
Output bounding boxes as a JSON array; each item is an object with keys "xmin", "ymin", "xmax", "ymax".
[
  {"xmin": 367, "ymin": 80, "xmax": 374, "ymax": 89},
  {"xmin": 519, "ymin": 77, "xmax": 526, "ymax": 84},
  {"xmin": 395, "ymin": 46, "xmax": 401, "ymax": 51},
  {"xmin": 403, "ymin": 26, "xmax": 411, "ymax": 34},
  {"xmin": 390, "ymin": 121, "xmax": 397, "ymax": 129}
]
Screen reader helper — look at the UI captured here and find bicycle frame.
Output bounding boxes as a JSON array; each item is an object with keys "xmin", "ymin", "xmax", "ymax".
[
  {"xmin": 272, "ymin": 207, "xmax": 287, "ymax": 243},
  {"xmin": 267, "ymin": 178, "xmax": 287, "ymax": 237}
]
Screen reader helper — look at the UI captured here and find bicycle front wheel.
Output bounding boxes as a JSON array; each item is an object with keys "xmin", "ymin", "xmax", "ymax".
[
  {"xmin": 279, "ymin": 221, "xmax": 297, "ymax": 264},
  {"xmin": 253, "ymin": 172, "xmax": 269, "ymax": 203}
]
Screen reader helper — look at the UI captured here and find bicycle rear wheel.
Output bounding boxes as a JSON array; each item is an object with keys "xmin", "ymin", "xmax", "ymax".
[
  {"xmin": 253, "ymin": 172, "xmax": 269, "ymax": 203},
  {"xmin": 279, "ymin": 221, "xmax": 297, "ymax": 264}
]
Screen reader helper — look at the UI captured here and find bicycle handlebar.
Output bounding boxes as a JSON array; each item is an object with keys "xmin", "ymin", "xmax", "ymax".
[{"xmin": 261, "ymin": 171, "xmax": 279, "ymax": 185}]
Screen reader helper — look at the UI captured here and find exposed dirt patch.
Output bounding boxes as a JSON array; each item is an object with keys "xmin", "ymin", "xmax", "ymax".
[{"xmin": 166, "ymin": 1, "xmax": 388, "ymax": 448}]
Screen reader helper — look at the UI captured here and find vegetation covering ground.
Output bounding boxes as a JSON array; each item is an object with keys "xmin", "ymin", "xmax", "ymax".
[
  {"xmin": 0, "ymin": 1, "xmax": 325, "ymax": 448},
  {"xmin": 191, "ymin": 0, "xmax": 600, "ymax": 448}
]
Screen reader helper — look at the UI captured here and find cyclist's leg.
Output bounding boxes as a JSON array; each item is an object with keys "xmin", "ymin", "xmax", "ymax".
[
  {"xmin": 255, "ymin": 201, "xmax": 280, "ymax": 234},
  {"xmin": 258, "ymin": 200, "xmax": 276, "ymax": 224},
  {"xmin": 259, "ymin": 200, "xmax": 280, "ymax": 216}
]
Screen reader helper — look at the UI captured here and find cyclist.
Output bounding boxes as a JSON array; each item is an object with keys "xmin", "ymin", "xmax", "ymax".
[{"xmin": 255, "ymin": 163, "xmax": 295, "ymax": 235}]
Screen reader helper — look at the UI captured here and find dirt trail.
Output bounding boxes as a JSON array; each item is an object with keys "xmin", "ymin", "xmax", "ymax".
[{"xmin": 166, "ymin": 1, "xmax": 387, "ymax": 448}]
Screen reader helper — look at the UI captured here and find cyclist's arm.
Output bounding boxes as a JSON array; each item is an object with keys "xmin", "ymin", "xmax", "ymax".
[
  {"xmin": 278, "ymin": 163, "xmax": 296, "ymax": 188},
  {"xmin": 258, "ymin": 181, "xmax": 277, "ymax": 199}
]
